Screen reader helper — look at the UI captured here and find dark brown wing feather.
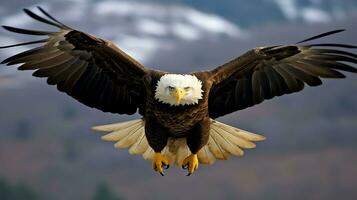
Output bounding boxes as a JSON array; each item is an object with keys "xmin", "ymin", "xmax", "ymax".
[
  {"xmin": 208, "ymin": 30, "xmax": 357, "ymax": 119},
  {"xmin": 0, "ymin": 7, "xmax": 149, "ymax": 115}
]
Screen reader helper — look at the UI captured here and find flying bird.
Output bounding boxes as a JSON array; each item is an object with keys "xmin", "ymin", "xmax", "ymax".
[{"xmin": 1, "ymin": 7, "xmax": 356, "ymax": 176}]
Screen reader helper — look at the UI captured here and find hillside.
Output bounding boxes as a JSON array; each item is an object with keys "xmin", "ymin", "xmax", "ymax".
[{"xmin": 0, "ymin": 0, "xmax": 357, "ymax": 199}]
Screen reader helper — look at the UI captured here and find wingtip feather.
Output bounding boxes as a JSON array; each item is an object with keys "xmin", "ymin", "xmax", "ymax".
[
  {"xmin": 23, "ymin": 8, "xmax": 30, "ymax": 13},
  {"xmin": 92, "ymin": 125, "xmax": 108, "ymax": 132},
  {"xmin": 36, "ymin": 6, "xmax": 69, "ymax": 29},
  {"xmin": 297, "ymin": 29, "xmax": 347, "ymax": 44},
  {"xmin": 2, "ymin": 25, "xmax": 12, "ymax": 31}
]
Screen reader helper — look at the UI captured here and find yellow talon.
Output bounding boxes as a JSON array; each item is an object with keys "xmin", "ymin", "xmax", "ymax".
[
  {"xmin": 152, "ymin": 152, "xmax": 169, "ymax": 176},
  {"xmin": 182, "ymin": 154, "xmax": 199, "ymax": 176}
]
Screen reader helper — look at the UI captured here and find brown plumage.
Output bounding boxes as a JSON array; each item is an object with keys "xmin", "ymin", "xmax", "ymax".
[{"xmin": 1, "ymin": 7, "xmax": 356, "ymax": 176}]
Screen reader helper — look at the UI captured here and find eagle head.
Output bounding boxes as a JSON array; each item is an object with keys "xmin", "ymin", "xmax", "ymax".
[{"xmin": 155, "ymin": 74, "xmax": 203, "ymax": 106}]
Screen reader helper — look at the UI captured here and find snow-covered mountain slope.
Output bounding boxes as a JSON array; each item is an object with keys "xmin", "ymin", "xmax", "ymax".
[
  {"xmin": 0, "ymin": 0, "xmax": 243, "ymax": 64},
  {"xmin": 0, "ymin": 0, "xmax": 246, "ymax": 85},
  {"xmin": 148, "ymin": 0, "xmax": 357, "ymax": 27},
  {"xmin": 0, "ymin": 0, "xmax": 356, "ymax": 86},
  {"xmin": 270, "ymin": 0, "xmax": 351, "ymax": 23}
]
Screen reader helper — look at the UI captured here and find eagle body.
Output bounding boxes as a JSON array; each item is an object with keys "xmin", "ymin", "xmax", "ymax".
[
  {"xmin": 144, "ymin": 72, "xmax": 212, "ymax": 153},
  {"xmin": 1, "ymin": 7, "xmax": 356, "ymax": 176}
]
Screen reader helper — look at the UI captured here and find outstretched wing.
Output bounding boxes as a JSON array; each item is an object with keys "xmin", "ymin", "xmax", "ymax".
[
  {"xmin": 1, "ymin": 7, "xmax": 150, "ymax": 115},
  {"xmin": 208, "ymin": 30, "xmax": 357, "ymax": 119}
]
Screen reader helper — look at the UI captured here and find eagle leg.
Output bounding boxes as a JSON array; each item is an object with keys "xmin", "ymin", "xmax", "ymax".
[
  {"xmin": 182, "ymin": 154, "xmax": 199, "ymax": 176},
  {"xmin": 152, "ymin": 152, "xmax": 169, "ymax": 176}
]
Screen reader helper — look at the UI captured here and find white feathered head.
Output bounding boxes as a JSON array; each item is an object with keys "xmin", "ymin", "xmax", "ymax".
[{"xmin": 155, "ymin": 74, "xmax": 203, "ymax": 106}]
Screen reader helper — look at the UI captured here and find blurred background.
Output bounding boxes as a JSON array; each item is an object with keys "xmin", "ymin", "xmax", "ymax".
[{"xmin": 0, "ymin": 0, "xmax": 357, "ymax": 199}]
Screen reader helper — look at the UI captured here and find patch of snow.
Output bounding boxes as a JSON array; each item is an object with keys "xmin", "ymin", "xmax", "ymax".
[
  {"xmin": 0, "ymin": 37, "xmax": 29, "ymax": 58},
  {"xmin": 94, "ymin": 1, "xmax": 167, "ymax": 18},
  {"xmin": 1, "ymin": 12, "xmax": 33, "ymax": 27},
  {"xmin": 171, "ymin": 23, "xmax": 200, "ymax": 41},
  {"xmin": 273, "ymin": 0, "xmax": 299, "ymax": 20},
  {"xmin": 136, "ymin": 19, "xmax": 168, "ymax": 36},
  {"xmin": 114, "ymin": 36, "xmax": 173, "ymax": 63},
  {"xmin": 184, "ymin": 9, "xmax": 241, "ymax": 36},
  {"xmin": 271, "ymin": 0, "xmax": 333, "ymax": 23},
  {"xmin": 301, "ymin": 7, "xmax": 331, "ymax": 23},
  {"xmin": 61, "ymin": 3, "xmax": 88, "ymax": 21}
]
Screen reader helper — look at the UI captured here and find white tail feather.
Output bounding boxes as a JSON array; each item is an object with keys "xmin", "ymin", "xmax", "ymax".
[
  {"xmin": 211, "ymin": 127, "xmax": 243, "ymax": 156},
  {"xmin": 197, "ymin": 146, "xmax": 216, "ymax": 164},
  {"xmin": 93, "ymin": 118, "xmax": 266, "ymax": 166},
  {"xmin": 213, "ymin": 121, "xmax": 266, "ymax": 141},
  {"xmin": 92, "ymin": 119, "xmax": 142, "ymax": 132},
  {"xmin": 128, "ymin": 134, "xmax": 148, "ymax": 155},
  {"xmin": 114, "ymin": 126, "xmax": 144, "ymax": 148},
  {"xmin": 142, "ymin": 147, "xmax": 155, "ymax": 160},
  {"xmin": 207, "ymin": 134, "xmax": 230, "ymax": 160}
]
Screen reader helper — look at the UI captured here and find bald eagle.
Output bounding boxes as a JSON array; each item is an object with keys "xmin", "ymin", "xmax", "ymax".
[{"xmin": 1, "ymin": 7, "xmax": 356, "ymax": 176}]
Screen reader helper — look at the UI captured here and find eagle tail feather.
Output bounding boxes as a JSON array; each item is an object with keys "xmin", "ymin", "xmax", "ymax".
[
  {"xmin": 93, "ymin": 119, "xmax": 266, "ymax": 166},
  {"xmin": 204, "ymin": 119, "xmax": 266, "ymax": 164}
]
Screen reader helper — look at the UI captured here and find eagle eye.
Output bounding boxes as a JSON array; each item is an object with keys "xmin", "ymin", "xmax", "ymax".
[{"xmin": 168, "ymin": 86, "xmax": 175, "ymax": 91}]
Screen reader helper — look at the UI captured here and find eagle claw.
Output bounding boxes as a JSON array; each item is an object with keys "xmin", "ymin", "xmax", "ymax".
[
  {"xmin": 182, "ymin": 154, "xmax": 199, "ymax": 176},
  {"xmin": 152, "ymin": 152, "xmax": 169, "ymax": 176}
]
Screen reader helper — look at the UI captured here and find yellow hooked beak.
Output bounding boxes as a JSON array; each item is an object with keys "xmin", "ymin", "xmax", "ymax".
[{"xmin": 174, "ymin": 87, "xmax": 186, "ymax": 104}]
